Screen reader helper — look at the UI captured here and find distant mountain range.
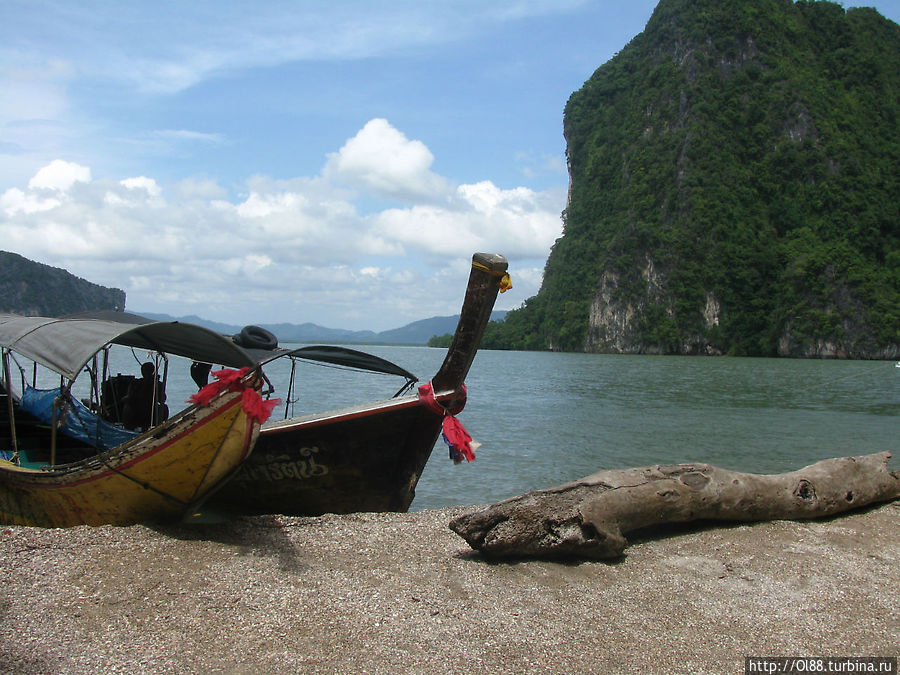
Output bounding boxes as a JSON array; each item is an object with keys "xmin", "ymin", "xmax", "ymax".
[
  {"xmin": 0, "ymin": 250, "xmax": 505, "ymax": 345},
  {"xmin": 134, "ymin": 311, "xmax": 507, "ymax": 345}
]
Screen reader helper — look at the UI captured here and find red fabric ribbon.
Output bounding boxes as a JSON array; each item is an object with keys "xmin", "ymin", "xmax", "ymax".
[
  {"xmin": 188, "ymin": 367, "xmax": 279, "ymax": 425},
  {"xmin": 417, "ymin": 382, "xmax": 475, "ymax": 463},
  {"xmin": 417, "ymin": 382, "xmax": 466, "ymax": 416},
  {"xmin": 241, "ymin": 387, "xmax": 280, "ymax": 425},
  {"xmin": 188, "ymin": 367, "xmax": 247, "ymax": 406},
  {"xmin": 442, "ymin": 416, "xmax": 475, "ymax": 463}
]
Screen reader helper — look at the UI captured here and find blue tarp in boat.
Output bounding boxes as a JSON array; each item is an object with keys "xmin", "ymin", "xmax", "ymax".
[{"xmin": 19, "ymin": 386, "xmax": 139, "ymax": 450}]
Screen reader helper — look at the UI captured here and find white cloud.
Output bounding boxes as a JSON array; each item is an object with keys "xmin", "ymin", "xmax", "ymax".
[
  {"xmin": 171, "ymin": 178, "xmax": 228, "ymax": 202},
  {"xmin": 103, "ymin": 177, "xmax": 163, "ymax": 207},
  {"xmin": 235, "ymin": 191, "xmax": 307, "ymax": 219},
  {"xmin": 359, "ymin": 266, "xmax": 383, "ymax": 278},
  {"xmin": 1, "ymin": 187, "xmax": 61, "ymax": 215},
  {"xmin": 27, "ymin": 159, "xmax": 91, "ymax": 191},
  {"xmin": 0, "ymin": 119, "xmax": 560, "ymax": 329},
  {"xmin": 120, "ymin": 176, "xmax": 162, "ymax": 196},
  {"xmin": 325, "ymin": 119, "xmax": 450, "ymax": 202},
  {"xmin": 220, "ymin": 254, "xmax": 274, "ymax": 276},
  {"xmin": 374, "ymin": 179, "xmax": 563, "ymax": 258}
]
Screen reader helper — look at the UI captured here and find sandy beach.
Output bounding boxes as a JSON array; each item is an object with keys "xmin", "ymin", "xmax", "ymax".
[{"xmin": 1, "ymin": 500, "xmax": 898, "ymax": 674}]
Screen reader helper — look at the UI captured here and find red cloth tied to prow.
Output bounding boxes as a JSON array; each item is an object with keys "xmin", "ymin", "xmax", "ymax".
[
  {"xmin": 188, "ymin": 367, "xmax": 279, "ymax": 425},
  {"xmin": 417, "ymin": 382, "xmax": 476, "ymax": 464}
]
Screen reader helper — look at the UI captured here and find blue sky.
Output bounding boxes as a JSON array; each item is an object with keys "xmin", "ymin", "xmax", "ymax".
[{"xmin": 2, "ymin": 1, "xmax": 898, "ymax": 331}]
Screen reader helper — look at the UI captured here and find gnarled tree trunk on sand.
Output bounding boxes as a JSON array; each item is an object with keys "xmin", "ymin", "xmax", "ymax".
[{"xmin": 449, "ymin": 452, "xmax": 899, "ymax": 560}]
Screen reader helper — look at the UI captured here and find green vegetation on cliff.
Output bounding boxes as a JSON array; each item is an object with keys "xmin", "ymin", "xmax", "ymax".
[
  {"xmin": 489, "ymin": 0, "xmax": 899, "ymax": 357},
  {"xmin": 0, "ymin": 251, "xmax": 126, "ymax": 317}
]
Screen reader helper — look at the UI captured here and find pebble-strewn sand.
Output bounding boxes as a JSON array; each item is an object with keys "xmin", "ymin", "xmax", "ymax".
[{"xmin": 1, "ymin": 501, "xmax": 898, "ymax": 674}]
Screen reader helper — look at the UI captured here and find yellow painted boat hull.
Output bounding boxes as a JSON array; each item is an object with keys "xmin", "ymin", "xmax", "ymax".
[{"xmin": 0, "ymin": 387, "xmax": 258, "ymax": 528}]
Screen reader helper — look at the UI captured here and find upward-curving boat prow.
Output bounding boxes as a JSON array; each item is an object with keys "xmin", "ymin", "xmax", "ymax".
[{"xmin": 211, "ymin": 252, "xmax": 509, "ymax": 516}]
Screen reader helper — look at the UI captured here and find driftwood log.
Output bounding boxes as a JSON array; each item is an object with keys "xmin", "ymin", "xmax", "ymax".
[{"xmin": 449, "ymin": 452, "xmax": 900, "ymax": 560}]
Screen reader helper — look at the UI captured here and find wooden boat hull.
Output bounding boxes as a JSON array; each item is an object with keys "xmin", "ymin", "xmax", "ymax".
[
  {"xmin": 216, "ymin": 396, "xmax": 444, "ymax": 516},
  {"xmin": 0, "ymin": 388, "xmax": 257, "ymax": 527},
  {"xmin": 212, "ymin": 252, "xmax": 509, "ymax": 516}
]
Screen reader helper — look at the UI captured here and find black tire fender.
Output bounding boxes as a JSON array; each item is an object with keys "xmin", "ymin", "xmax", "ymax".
[{"xmin": 234, "ymin": 325, "xmax": 278, "ymax": 350}]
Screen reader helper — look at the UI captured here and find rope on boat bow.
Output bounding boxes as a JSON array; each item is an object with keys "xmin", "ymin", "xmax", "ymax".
[
  {"xmin": 417, "ymin": 382, "xmax": 480, "ymax": 464},
  {"xmin": 472, "ymin": 260, "xmax": 513, "ymax": 293},
  {"xmin": 188, "ymin": 367, "xmax": 280, "ymax": 424}
]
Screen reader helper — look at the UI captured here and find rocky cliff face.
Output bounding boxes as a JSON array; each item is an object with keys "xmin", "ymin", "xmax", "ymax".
[
  {"xmin": 774, "ymin": 268, "xmax": 900, "ymax": 359},
  {"xmin": 0, "ymin": 251, "xmax": 125, "ymax": 317},
  {"xmin": 586, "ymin": 256, "xmax": 724, "ymax": 356},
  {"xmin": 534, "ymin": 0, "xmax": 900, "ymax": 359},
  {"xmin": 587, "ymin": 256, "xmax": 899, "ymax": 359}
]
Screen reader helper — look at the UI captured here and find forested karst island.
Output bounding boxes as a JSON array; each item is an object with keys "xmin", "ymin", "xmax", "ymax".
[
  {"xmin": 0, "ymin": 251, "xmax": 125, "ymax": 317},
  {"xmin": 487, "ymin": 0, "xmax": 899, "ymax": 358}
]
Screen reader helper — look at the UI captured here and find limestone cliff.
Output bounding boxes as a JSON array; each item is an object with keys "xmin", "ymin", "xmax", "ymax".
[{"xmin": 489, "ymin": 0, "xmax": 899, "ymax": 359}]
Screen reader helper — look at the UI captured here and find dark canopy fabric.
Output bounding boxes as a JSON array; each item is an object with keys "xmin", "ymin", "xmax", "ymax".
[
  {"xmin": 2, "ymin": 311, "xmax": 417, "ymax": 384},
  {"xmin": 0, "ymin": 313, "xmax": 256, "ymax": 381},
  {"xmin": 259, "ymin": 345, "xmax": 417, "ymax": 382}
]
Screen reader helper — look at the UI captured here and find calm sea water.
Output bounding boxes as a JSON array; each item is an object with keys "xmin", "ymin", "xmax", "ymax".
[
  {"xmin": 407, "ymin": 349, "xmax": 899, "ymax": 511},
  {"xmin": 46, "ymin": 345, "xmax": 899, "ymax": 512}
]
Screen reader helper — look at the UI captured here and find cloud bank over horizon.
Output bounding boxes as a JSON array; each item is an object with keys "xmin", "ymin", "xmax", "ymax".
[{"xmin": 1, "ymin": 119, "xmax": 563, "ymax": 331}]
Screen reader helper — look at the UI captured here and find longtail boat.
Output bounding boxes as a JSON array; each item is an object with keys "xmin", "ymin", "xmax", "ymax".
[
  {"xmin": 211, "ymin": 252, "xmax": 510, "ymax": 516},
  {"xmin": 0, "ymin": 315, "xmax": 272, "ymax": 527}
]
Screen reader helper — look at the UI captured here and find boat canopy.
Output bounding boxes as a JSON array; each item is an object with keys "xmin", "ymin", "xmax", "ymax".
[
  {"xmin": 0, "ymin": 313, "xmax": 256, "ymax": 381},
  {"xmin": 70, "ymin": 310, "xmax": 418, "ymax": 382},
  {"xmin": 1, "ymin": 311, "xmax": 418, "ymax": 385},
  {"xmin": 251, "ymin": 345, "xmax": 417, "ymax": 383}
]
